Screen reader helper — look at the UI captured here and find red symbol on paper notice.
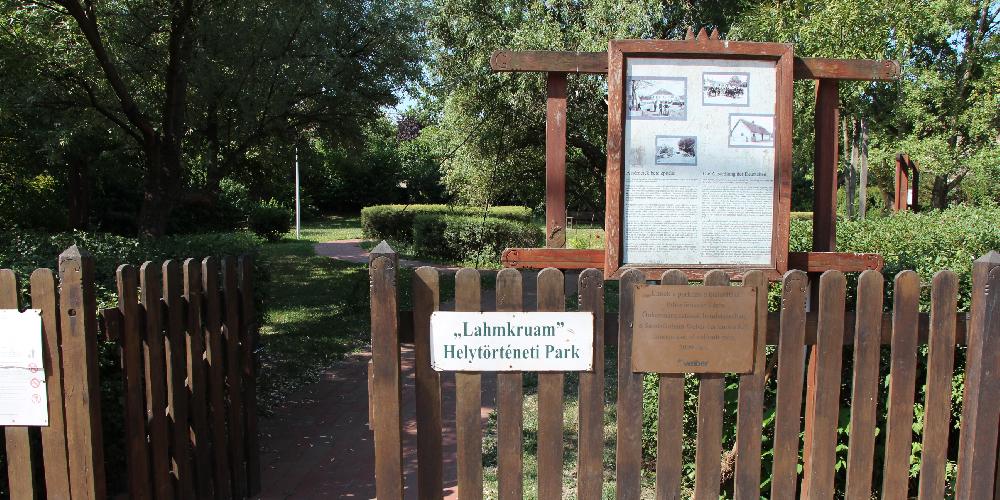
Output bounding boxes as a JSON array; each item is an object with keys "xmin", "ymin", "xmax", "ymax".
[
  {"xmin": 30, "ymin": 378, "xmax": 41, "ymax": 388},
  {"xmin": 31, "ymin": 394, "xmax": 42, "ymax": 404},
  {"xmin": 28, "ymin": 362, "xmax": 40, "ymax": 374}
]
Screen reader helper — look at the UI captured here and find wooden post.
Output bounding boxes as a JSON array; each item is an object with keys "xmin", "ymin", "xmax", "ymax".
[
  {"xmin": 413, "ymin": 266, "xmax": 443, "ymax": 500},
  {"xmin": 804, "ymin": 78, "xmax": 839, "ymax": 485},
  {"xmin": 909, "ymin": 157, "xmax": 919, "ymax": 212},
  {"xmin": 956, "ymin": 251, "xmax": 1000, "ymax": 498},
  {"xmin": 58, "ymin": 245, "xmax": 106, "ymax": 500},
  {"xmin": 369, "ymin": 241, "xmax": 403, "ymax": 499},
  {"xmin": 546, "ymin": 72, "xmax": 568, "ymax": 248}
]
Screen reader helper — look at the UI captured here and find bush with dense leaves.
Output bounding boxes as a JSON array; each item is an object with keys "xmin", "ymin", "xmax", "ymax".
[
  {"xmin": 248, "ymin": 199, "xmax": 293, "ymax": 242},
  {"xmin": 411, "ymin": 214, "xmax": 543, "ymax": 264},
  {"xmin": 360, "ymin": 204, "xmax": 533, "ymax": 246}
]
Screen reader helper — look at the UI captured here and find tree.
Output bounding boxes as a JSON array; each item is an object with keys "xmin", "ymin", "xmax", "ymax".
[
  {"xmin": 678, "ymin": 136, "xmax": 696, "ymax": 156},
  {"xmin": 1, "ymin": 0, "xmax": 425, "ymax": 234}
]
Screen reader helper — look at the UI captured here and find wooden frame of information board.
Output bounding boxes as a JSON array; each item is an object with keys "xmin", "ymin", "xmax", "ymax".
[{"xmin": 604, "ymin": 38, "xmax": 794, "ymax": 280}]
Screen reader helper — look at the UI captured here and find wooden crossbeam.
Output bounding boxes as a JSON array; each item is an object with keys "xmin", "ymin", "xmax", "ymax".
[
  {"xmin": 490, "ymin": 50, "xmax": 900, "ymax": 81},
  {"xmin": 501, "ymin": 248, "xmax": 883, "ymax": 276}
]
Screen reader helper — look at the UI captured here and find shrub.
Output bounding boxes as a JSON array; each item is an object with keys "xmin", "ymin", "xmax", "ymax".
[
  {"xmin": 411, "ymin": 214, "xmax": 543, "ymax": 264},
  {"xmin": 360, "ymin": 204, "xmax": 533, "ymax": 246},
  {"xmin": 248, "ymin": 199, "xmax": 293, "ymax": 242}
]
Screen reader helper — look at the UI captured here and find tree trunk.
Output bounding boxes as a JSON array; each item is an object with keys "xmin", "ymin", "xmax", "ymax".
[
  {"xmin": 137, "ymin": 138, "xmax": 181, "ymax": 237},
  {"xmin": 67, "ymin": 155, "xmax": 91, "ymax": 230},
  {"xmin": 931, "ymin": 175, "xmax": 949, "ymax": 209},
  {"xmin": 858, "ymin": 118, "xmax": 869, "ymax": 218}
]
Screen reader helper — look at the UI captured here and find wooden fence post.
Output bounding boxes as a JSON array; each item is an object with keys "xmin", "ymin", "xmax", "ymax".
[
  {"xmin": 369, "ymin": 241, "xmax": 403, "ymax": 499},
  {"xmin": 58, "ymin": 245, "xmax": 106, "ymax": 500},
  {"xmin": 1, "ymin": 269, "xmax": 39, "ymax": 500},
  {"xmin": 956, "ymin": 251, "xmax": 1000, "ymax": 498}
]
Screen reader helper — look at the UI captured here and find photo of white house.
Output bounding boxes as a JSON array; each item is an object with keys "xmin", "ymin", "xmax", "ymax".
[
  {"xmin": 729, "ymin": 114, "xmax": 774, "ymax": 148},
  {"xmin": 627, "ymin": 77, "xmax": 687, "ymax": 120}
]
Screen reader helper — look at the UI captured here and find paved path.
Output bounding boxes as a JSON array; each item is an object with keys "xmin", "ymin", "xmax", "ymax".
[{"xmin": 255, "ymin": 239, "xmax": 578, "ymax": 498}]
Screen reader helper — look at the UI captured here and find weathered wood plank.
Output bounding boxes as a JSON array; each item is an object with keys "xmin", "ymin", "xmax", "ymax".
[
  {"xmin": 116, "ymin": 265, "xmax": 153, "ymax": 500},
  {"xmin": 30, "ymin": 269, "xmax": 71, "ymax": 499},
  {"xmin": 546, "ymin": 72, "xmax": 568, "ymax": 248},
  {"xmin": 502, "ymin": 248, "xmax": 883, "ymax": 274},
  {"xmin": 495, "ymin": 268, "xmax": 523, "ymax": 500},
  {"xmin": 844, "ymin": 270, "xmax": 883, "ymax": 499},
  {"xmin": 536, "ymin": 268, "xmax": 565, "ymax": 500},
  {"xmin": 1, "ymin": 269, "xmax": 37, "ymax": 500},
  {"xmin": 732, "ymin": 270, "xmax": 768, "ymax": 500},
  {"xmin": 239, "ymin": 255, "xmax": 261, "ymax": 496},
  {"xmin": 917, "ymin": 271, "xmax": 958, "ymax": 500},
  {"xmin": 881, "ymin": 271, "xmax": 921, "ymax": 499},
  {"xmin": 770, "ymin": 270, "xmax": 808, "ymax": 500},
  {"xmin": 183, "ymin": 259, "xmax": 214, "ymax": 499},
  {"xmin": 59, "ymin": 247, "xmax": 106, "ymax": 500},
  {"xmin": 164, "ymin": 260, "xmax": 194, "ymax": 498},
  {"xmin": 413, "ymin": 266, "xmax": 443, "ymax": 500},
  {"xmin": 139, "ymin": 261, "xmax": 173, "ymax": 500},
  {"xmin": 655, "ymin": 270, "xmax": 687, "ymax": 500},
  {"xmin": 802, "ymin": 271, "xmax": 846, "ymax": 498},
  {"xmin": 370, "ymin": 247, "xmax": 403, "ymax": 500},
  {"xmin": 202, "ymin": 257, "xmax": 233, "ymax": 500},
  {"xmin": 222, "ymin": 258, "xmax": 247, "ymax": 498},
  {"xmin": 955, "ymin": 251, "xmax": 1000, "ymax": 499},
  {"xmin": 692, "ymin": 270, "xmax": 728, "ymax": 500},
  {"xmin": 454, "ymin": 268, "xmax": 482, "ymax": 500},
  {"xmin": 615, "ymin": 269, "xmax": 645, "ymax": 500},
  {"xmin": 489, "ymin": 50, "xmax": 900, "ymax": 81},
  {"xmin": 577, "ymin": 268, "xmax": 605, "ymax": 500}
]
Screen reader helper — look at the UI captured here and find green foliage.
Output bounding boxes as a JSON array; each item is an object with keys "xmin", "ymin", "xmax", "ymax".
[
  {"xmin": 248, "ymin": 200, "xmax": 293, "ymax": 242},
  {"xmin": 411, "ymin": 214, "xmax": 543, "ymax": 264},
  {"xmin": 360, "ymin": 204, "xmax": 534, "ymax": 246}
]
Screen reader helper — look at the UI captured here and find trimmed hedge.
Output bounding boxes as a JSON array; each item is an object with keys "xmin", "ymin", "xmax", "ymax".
[
  {"xmin": 360, "ymin": 204, "xmax": 533, "ymax": 245},
  {"xmin": 412, "ymin": 214, "xmax": 543, "ymax": 264}
]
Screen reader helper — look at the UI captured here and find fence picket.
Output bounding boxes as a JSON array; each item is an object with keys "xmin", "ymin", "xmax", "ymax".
[
  {"xmin": 454, "ymin": 267, "xmax": 482, "ymax": 500},
  {"xmin": 733, "ymin": 270, "xmax": 768, "ymax": 500},
  {"xmin": 771, "ymin": 270, "xmax": 808, "ymax": 500},
  {"xmin": 882, "ymin": 271, "xmax": 921, "ymax": 499},
  {"xmin": 183, "ymin": 259, "xmax": 214, "ymax": 499},
  {"xmin": 1, "ymin": 269, "xmax": 37, "ymax": 500},
  {"xmin": 692, "ymin": 270, "xmax": 728, "ymax": 500},
  {"xmin": 916, "ymin": 271, "xmax": 958, "ymax": 499},
  {"xmin": 370, "ymin": 244, "xmax": 403, "ymax": 500},
  {"xmin": 239, "ymin": 256, "xmax": 261, "ymax": 496},
  {"xmin": 140, "ymin": 262, "xmax": 174, "ymax": 500},
  {"xmin": 577, "ymin": 268, "xmax": 605, "ymax": 500},
  {"xmin": 202, "ymin": 257, "xmax": 233, "ymax": 500},
  {"xmin": 802, "ymin": 270, "xmax": 846, "ymax": 498},
  {"xmin": 844, "ymin": 270, "xmax": 884, "ymax": 499},
  {"xmin": 164, "ymin": 260, "xmax": 195, "ymax": 498},
  {"xmin": 414, "ymin": 266, "xmax": 443, "ymax": 500},
  {"xmin": 30, "ymin": 269, "xmax": 71, "ymax": 498},
  {"xmin": 495, "ymin": 268, "xmax": 523, "ymax": 500},
  {"xmin": 536, "ymin": 268, "xmax": 565, "ymax": 499},
  {"xmin": 116, "ymin": 265, "xmax": 153, "ymax": 500},
  {"xmin": 615, "ymin": 268, "xmax": 645, "ymax": 500},
  {"xmin": 223, "ymin": 257, "xmax": 247, "ymax": 497},
  {"xmin": 655, "ymin": 270, "xmax": 687, "ymax": 500}
]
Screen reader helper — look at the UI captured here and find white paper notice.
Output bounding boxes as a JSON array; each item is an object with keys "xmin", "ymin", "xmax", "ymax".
[
  {"xmin": 0, "ymin": 309, "xmax": 49, "ymax": 426},
  {"xmin": 622, "ymin": 58, "xmax": 776, "ymax": 266},
  {"xmin": 430, "ymin": 311, "xmax": 593, "ymax": 372}
]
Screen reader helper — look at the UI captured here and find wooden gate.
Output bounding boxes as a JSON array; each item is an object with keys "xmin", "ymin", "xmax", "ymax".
[
  {"xmin": 1, "ymin": 246, "xmax": 260, "ymax": 500},
  {"xmin": 369, "ymin": 245, "xmax": 1000, "ymax": 499}
]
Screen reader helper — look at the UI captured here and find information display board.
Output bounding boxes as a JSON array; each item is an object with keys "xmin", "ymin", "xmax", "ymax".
[
  {"xmin": 604, "ymin": 39, "xmax": 794, "ymax": 279},
  {"xmin": 429, "ymin": 311, "xmax": 594, "ymax": 371},
  {"xmin": 0, "ymin": 310, "xmax": 49, "ymax": 426}
]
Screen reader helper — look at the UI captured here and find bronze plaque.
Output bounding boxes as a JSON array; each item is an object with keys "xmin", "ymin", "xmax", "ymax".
[{"xmin": 632, "ymin": 285, "xmax": 757, "ymax": 373}]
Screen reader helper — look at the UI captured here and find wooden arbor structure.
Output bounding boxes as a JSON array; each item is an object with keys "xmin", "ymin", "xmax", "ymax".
[{"xmin": 494, "ymin": 30, "xmax": 898, "ymax": 276}]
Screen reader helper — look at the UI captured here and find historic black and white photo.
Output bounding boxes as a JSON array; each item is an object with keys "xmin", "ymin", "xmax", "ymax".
[
  {"xmin": 728, "ymin": 114, "xmax": 774, "ymax": 147},
  {"xmin": 655, "ymin": 135, "xmax": 697, "ymax": 165},
  {"xmin": 627, "ymin": 77, "xmax": 687, "ymax": 120},
  {"xmin": 703, "ymin": 72, "xmax": 749, "ymax": 106}
]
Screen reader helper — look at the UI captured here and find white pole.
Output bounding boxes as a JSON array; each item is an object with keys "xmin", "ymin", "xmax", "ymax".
[{"xmin": 295, "ymin": 146, "xmax": 301, "ymax": 239}]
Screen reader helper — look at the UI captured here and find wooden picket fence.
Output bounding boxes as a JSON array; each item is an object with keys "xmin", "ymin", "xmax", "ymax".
[
  {"xmin": 369, "ymin": 245, "xmax": 1000, "ymax": 499},
  {"xmin": 1, "ymin": 246, "xmax": 260, "ymax": 500}
]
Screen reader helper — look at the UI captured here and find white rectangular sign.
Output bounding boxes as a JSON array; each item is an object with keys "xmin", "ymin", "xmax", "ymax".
[
  {"xmin": 430, "ymin": 311, "xmax": 594, "ymax": 372},
  {"xmin": 0, "ymin": 310, "xmax": 49, "ymax": 426}
]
